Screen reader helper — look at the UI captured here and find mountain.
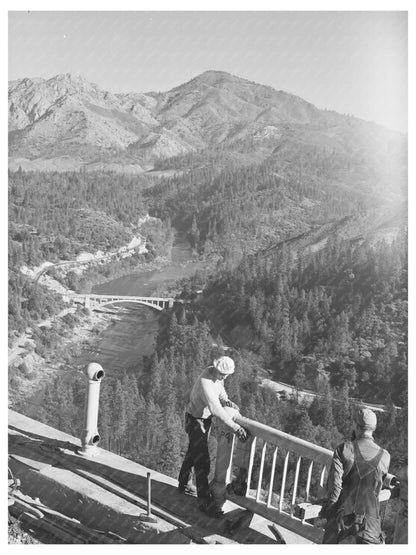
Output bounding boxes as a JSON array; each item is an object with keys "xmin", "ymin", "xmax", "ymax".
[{"xmin": 8, "ymin": 70, "xmax": 407, "ymax": 182}]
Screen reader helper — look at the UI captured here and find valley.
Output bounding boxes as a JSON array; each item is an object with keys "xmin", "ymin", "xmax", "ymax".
[{"xmin": 8, "ymin": 69, "xmax": 408, "ymax": 485}]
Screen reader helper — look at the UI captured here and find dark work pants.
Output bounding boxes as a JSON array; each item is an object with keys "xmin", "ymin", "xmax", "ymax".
[
  {"xmin": 178, "ymin": 413, "xmax": 212, "ymax": 500},
  {"xmin": 323, "ymin": 515, "xmax": 384, "ymax": 544}
]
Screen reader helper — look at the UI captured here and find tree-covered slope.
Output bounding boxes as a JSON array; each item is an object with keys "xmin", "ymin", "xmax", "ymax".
[{"xmin": 197, "ymin": 229, "xmax": 407, "ymax": 407}]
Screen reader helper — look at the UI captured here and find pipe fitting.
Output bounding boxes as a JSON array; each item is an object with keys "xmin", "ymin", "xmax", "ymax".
[
  {"xmin": 383, "ymin": 473, "xmax": 399, "ymax": 490},
  {"xmin": 79, "ymin": 362, "xmax": 105, "ymax": 457},
  {"xmin": 85, "ymin": 362, "xmax": 105, "ymax": 381}
]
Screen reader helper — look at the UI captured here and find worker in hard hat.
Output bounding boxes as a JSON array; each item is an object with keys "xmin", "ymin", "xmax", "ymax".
[
  {"xmin": 320, "ymin": 407, "xmax": 390, "ymax": 544},
  {"xmin": 177, "ymin": 355, "xmax": 247, "ymax": 518}
]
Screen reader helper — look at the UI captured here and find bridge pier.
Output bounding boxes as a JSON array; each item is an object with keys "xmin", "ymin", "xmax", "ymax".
[{"xmin": 84, "ymin": 296, "xmax": 91, "ymax": 310}]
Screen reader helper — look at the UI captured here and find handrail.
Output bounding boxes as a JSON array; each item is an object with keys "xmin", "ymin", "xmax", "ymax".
[
  {"xmin": 212, "ymin": 412, "xmax": 331, "ymax": 543},
  {"xmin": 213, "ymin": 413, "xmax": 398, "ymax": 543},
  {"xmin": 235, "ymin": 415, "xmax": 333, "ymax": 466}
]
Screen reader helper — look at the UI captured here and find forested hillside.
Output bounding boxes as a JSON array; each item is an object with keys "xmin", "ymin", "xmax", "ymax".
[
  {"xmin": 146, "ymin": 146, "xmax": 405, "ymax": 266},
  {"xmin": 197, "ymin": 231, "xmax": 407, "ymax": 406},
  {"xmin": 9, "ymin": 169, "xmax": 150, "ymax": 262},
  {"xmin": 8, "ymin": 169, "xmax": 172, "ymax": 339}
]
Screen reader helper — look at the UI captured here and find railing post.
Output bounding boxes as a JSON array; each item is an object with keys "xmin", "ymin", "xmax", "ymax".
[
  {"xmin": 227, "ymin": 431, "xmax": 256, "ymax": 497},
  {"xmin": 211, "ymin": 407, "xmax": 239, "ymax": 509}
]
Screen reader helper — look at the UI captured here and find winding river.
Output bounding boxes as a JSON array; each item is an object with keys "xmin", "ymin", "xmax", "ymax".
[{"xmin": 85, "ymin": 239, "xmax": 207, "ymax": 377}]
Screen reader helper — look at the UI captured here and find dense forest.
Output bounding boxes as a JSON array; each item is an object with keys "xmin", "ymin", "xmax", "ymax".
[
  {"xmin": 145, "ymin": 147, "xmax": 389, "ymax": 264},
  {"xmin": 8, "ymin": 170, "xmax": 173, "ymax": 339},
  {"xmin": 8, "ymin": 169, "xmax": 151, "ymax": 264},
  {"xmin": 196, "ymin": 231, "xmax": 408, "ymax": 406}
]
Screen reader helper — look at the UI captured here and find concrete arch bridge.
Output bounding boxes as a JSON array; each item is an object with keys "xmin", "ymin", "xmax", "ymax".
[{"xmin": 71, "ymin": 294, "xmax": 175, "ymax": 311}]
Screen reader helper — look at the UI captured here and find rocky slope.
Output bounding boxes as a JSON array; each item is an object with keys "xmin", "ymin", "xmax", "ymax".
[{"xmin": 9, "ymin": 71, "xmax": 407, "ymax": 180}]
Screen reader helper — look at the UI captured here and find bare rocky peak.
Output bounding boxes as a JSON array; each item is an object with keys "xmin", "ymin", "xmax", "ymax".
[
  {"xmin": 8, "ymin": 71, "xmax": 406, "ymax": 173},
  {"xmin": 9, "ymin": 73, "xmax": 121, "ymax": 129}
]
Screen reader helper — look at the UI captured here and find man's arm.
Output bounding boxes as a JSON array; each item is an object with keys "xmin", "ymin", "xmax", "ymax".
[
  {"xmin": 218, "ymin": 382, "xmax": 229, "ymax": 404},
  {"xmin": 200, "ymin": 378, "xmax": 240, "ymax": 432},
  {"xmin": 219, "ymin": 382, "xmax": 240, "ymax": 411},
  {"xmin": 320, "ymin": 444, "xmax": 346, "ymax": 518},
  {"xmin": 326, "ymin": 446, "xmax": 344, "ymax": 505},
  {"xmin": 381, "ymin": 450, "xmax": 391, "ymax": 480}
]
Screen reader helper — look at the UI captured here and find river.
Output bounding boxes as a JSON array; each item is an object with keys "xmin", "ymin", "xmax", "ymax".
[{"xmin": 85, "ymin": 239, "xmax": 207, "ymax": 377}]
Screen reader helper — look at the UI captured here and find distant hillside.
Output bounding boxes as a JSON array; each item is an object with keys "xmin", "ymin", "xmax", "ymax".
[{"xmin": 9, "ymin": 71, "xmax": 407, "ymax": 184}]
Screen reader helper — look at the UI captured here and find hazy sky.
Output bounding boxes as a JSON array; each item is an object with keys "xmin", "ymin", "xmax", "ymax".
[{"xmin": 8, "ymin": 11, "xmax": 408, "ymax": 132}]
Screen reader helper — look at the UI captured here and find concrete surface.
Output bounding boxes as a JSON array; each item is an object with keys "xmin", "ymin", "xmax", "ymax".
[{"xmin": 8, "ymin": 410, "xmax": 289, "ymax": 544}]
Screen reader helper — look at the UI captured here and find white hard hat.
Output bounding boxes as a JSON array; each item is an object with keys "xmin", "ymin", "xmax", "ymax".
[{"xmin": 213, "ymin": 356, "xmax": 235, "ymax": 375}]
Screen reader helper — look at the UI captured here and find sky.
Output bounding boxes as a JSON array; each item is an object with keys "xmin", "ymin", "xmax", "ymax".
[{"xmin": 8, "ymin": 10, "xmax": 408, "ymax": 132}]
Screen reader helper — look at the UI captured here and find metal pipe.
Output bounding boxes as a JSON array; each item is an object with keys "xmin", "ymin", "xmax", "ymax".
[
  {"xmin": 147, "ymin": 472, "xmax": 151, "ymax": 517},
  {"xmin": 139, "ymin": 472, "xmax": 158, "ymax": 523},
  {"xmin": 79, "ymin": 362, "xmax": 105, "ymax": 457}
]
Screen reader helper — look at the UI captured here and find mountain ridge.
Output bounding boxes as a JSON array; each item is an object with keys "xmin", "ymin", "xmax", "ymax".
[{"xmin": 9, "ymin": 70, "xmax": 406, "ymax": 175}]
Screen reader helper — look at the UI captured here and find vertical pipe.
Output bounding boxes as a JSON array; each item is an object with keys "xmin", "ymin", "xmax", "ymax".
[
  {"xmin": 147, "ymin": 472, "xmax": 152, "ymax": 517},
  {"xmin": 267, "ymin": 446, "xmax": 278, "ymax": 507},
  {"xmin": 139, "ymin": 472, "xmax": 157, "ymax": 523},
  {"xmin": 256, "ymin": 441, "xmax": 267, "ymax": 502},
  {"xmin": 279, "ymin": 452, "xmax": 290, "ymax": 512},
  {"xmin": 79, "ymin": 362, "xmax": 105, "ymax": 457}
]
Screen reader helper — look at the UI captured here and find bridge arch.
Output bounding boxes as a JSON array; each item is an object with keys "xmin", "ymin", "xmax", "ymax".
[{"xmin": 95, "ymin": 299, "xmax": 164, "ymax": 311}]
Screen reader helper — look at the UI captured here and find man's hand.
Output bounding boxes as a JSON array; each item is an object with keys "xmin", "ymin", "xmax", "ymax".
[
  {"xmin": 317, "ymin": 499, "xmax": 333, "ymax": 520},
  {"xmin": 225, "ymin": 400, "xmax": 240, "ymax": 411},
  {"xmin": 235, "ymin": 427, "xmax": 248, "ymax": 442},
  {"xmin": 314, "ymin": 517, "xmax": 327, "ymax": 529}
]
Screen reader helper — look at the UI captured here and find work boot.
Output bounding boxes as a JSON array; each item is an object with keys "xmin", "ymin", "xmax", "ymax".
[
  {"xmin": 198, "ymin": 496, "xmax": 224, "ymax": 519},
  {"xmin": 177, "ymin": 483, "xmax": 197, "ymax": 496}
]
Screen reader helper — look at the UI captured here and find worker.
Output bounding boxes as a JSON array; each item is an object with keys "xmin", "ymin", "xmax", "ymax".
[
  {"xmin": 320, "ymin": 407, "xmax": 390, "ymax": 544},
  {"xmin": 177, "ymin": 355, "xmax": 247, "ymax": 518}
]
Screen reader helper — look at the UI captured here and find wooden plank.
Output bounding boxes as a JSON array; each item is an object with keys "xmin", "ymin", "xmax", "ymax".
[
  {"xmin": 297, "ymin": 503, "xmax": 322, "ymax": 520},
  {"xmin": 226, "ymin": 493, "xmax": 323, "ymax": 544}
]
